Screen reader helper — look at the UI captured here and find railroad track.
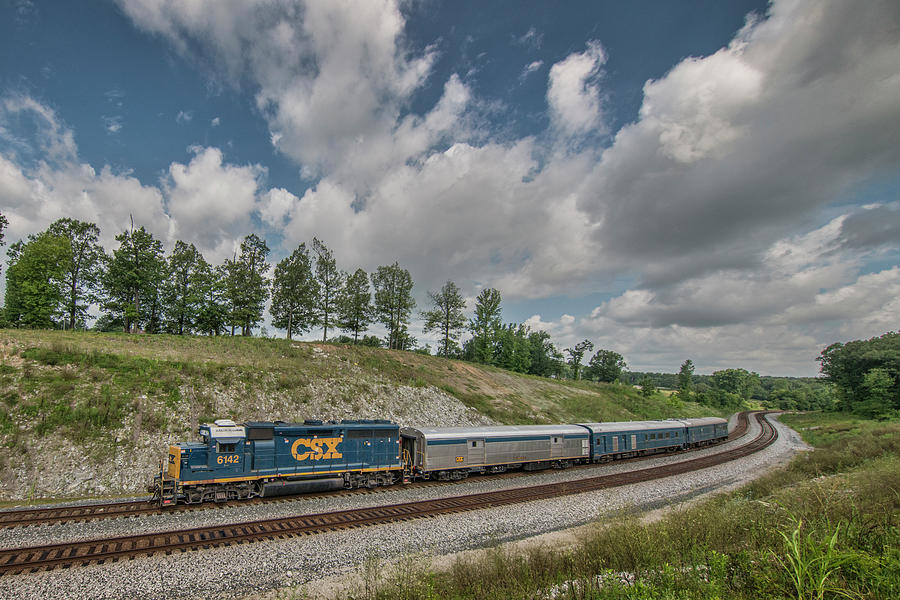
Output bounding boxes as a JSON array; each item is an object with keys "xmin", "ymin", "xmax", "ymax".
[
  {"xmin": 0, "ymin": 411, "xmax": 752, "ymax": 530},
  {"xmin": 0, "ymin": 412, "xmax": 775, "ymax": 575}
]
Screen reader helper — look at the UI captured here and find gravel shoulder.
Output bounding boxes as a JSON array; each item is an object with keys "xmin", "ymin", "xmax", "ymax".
[{"xmin": 0, "ymin": 414, "xmax": 808, "ymax": 600}]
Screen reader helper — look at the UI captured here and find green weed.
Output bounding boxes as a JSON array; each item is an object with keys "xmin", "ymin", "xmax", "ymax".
[{"xmin": 773, "ymin": 517, "xmax": 858, "ymax": 600}]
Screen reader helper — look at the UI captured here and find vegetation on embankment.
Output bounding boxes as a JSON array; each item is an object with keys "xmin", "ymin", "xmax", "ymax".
[
  {"xmin": 0, "ymin": 329, "xmax": 722, "ymax": 501},
  {"xmin": 361, "ymin": 413, "xmax": 900, "ymax": 600}
]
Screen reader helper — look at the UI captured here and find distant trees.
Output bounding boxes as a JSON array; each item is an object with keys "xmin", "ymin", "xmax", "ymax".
[
  {"xmin": 468, "ymin": 288, "xmax": 502, "ymax": 364},
  {"xmin": 712, "ymin": 368, "xmax": 759, "ymax": 407},
  {"xmin": 0, "ymin": 214, "xmax": 698, "ymax": 391},
  {"xmin": 422, "ymin": 280, "xmax": 467, "ymax": 358},
  {"xmin": 194, "ymin": 262, "xmax": 227, "ymax": 336},
  {"xmin": 678, "ymin": 359, "xmax": 694, "ymax": 397},
  {"xmin": 371, "ymin": 262, "xmax": 415, "ymax": 350},
  {"xmin": 312, "ymin": 238, "xmax": 343, "ymax": 342},
  {"xmin": 4, "ymin": 232, "xmax": 71, "ymax": 328},
  {"xmin": 860, "ymin": 368, "xmax": 895, "ymax": 419},
  {"xmin": 639, "ymin": 374, "xmax": 656, "ymax": 397},
  {"xmin": 0, "ymin": 211, "xmax": 7, "ymax": 261},
  {"xmin": 48, "ymin": 219, "xmax": 107, "ymax": 330},
  {"xmin": 589, "ymin": 349, "xmax": 626, "ymax": 383},
  {"xmin": 565, "ymin": 340, "xmax": 594, "ymax": 380},
  {"xmin": 161, "ymin": 241, "xmax": 208, "ymax": 335},
  {"xmin": 338, "ymin": 268, "xmax": 373, "ymax": 343},
  {"xmin": 818, "ymin": 332, "xmax": 899, "ymax": 418},
  {"xmin": 0, "ymin": 213, "xmax": 9, "ymax": 278},
  {"xmin": 224, "ymin": 234, "xmax": 270, "ymax": 336},
  {"xmin": 103, "ymin": 224, "xmax": 166, "ymax": 333},
  {"xmin": 270, "ymin": 243, "xmax": 317, "ymax": 340},
  {"xmin": 495, "ymin": 323, "xmax": 532, "ymax": 372}
]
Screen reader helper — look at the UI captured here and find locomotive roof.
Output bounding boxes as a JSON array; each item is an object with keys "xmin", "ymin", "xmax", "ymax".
[
  {"xmin": 243, "ymin": 419, "xmax": 398, "ymax": 432},
  {"xmin": 407, "ymin": 424, "xmax": 588, "ymax": 440}
]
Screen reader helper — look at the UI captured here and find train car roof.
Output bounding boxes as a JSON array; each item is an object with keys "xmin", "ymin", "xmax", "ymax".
[
  {"xmin": 407, "ymin": 424, "xmax": 588, "ymax": 441},
  {"xmin": 577, "ymin": 419, "xmax": 688, "ymax": 433},
  {"xmin": 675, "ymin": 417, "xmax": 728, "ymax": 427}
]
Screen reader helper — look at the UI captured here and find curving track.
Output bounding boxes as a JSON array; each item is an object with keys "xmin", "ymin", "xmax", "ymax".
[
  {"xmin": 0, "ymin": 411, "xmax": 751, "ymax": 530},
  {"xmin": 0, "ymin": 412, "xmax": 774, "ymax": 575}
]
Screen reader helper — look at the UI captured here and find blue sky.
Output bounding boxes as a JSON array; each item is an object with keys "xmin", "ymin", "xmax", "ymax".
[{"xmin": 2, "ymin": 0, "xmax": 899, "ymax": 376}]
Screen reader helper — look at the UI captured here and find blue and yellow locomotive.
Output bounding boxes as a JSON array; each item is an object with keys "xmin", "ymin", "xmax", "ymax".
[{"xmin": 150, "ymin": 418, "xmax": 405, "ymax": 505}]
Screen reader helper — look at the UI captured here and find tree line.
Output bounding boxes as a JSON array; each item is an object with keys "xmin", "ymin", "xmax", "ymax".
[
  {"xmin": 627, "ymin": 360, "xmax": 837, "ymax": 411},
  {"xmin": 6, "ymin": 212, "xmax": 890, "ymax": 411},
  {"xmin": 0, "ymin": 213, "xmax": 627, "ymax": 381},
  {"xmin": 0, "ymin": 216, "xmax": 418, "ymax": 349},
  {"xmin": 818, "ymin": 331, "xmax": 899, "ymax": 419}
]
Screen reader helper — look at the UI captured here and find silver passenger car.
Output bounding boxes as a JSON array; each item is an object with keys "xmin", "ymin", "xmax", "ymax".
[{"xmin": 403, "ymin": 424, "xmax": 590, "ymax": 475}]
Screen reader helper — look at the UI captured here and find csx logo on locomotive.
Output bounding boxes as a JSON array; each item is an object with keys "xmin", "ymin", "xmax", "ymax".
[{"xmin": 290, "ymin": 437, "xmax": 343, "ymax": 461}]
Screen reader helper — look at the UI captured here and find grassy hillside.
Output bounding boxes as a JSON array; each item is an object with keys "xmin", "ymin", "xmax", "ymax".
[{"xmin": 0, "ymin": 329, "xmax": 723, "ymax": 501}]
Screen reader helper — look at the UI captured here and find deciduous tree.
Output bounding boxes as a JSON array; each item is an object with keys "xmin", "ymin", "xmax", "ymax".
[
  {"xmin": 527, "ymin": 330, "xmax": 557, "ymax": 377},
  {"xmin": 678, "ymin": 359, "xmax": 695, "ymax": 397},
  {"xmin": 270, "ymin": 243, "xmax": 318, "ymax": 340},
  {"xmin": 224, "ymin": 234, "xmax": 270, "ymax": 336},
  {"xmin": 421, "ymin": 280, "xmax": 467, "ymax": 358},
  {"xmin": 565, "ymin": 339, "xmax": 594, "ymax": 380},
  {"xmin": 338, "ymin": 268, "xmax": 373, "ymax": 343},
  {"xmin": 818, "ymin": 332, "xmax": 900, "ymax": 415},
  {"xmin": 47, "ymin": 218, "xmax": 106, "ymax": 330},
  {"xmin": 588, "ymin": 348, "xmax": 626, "ymax": 383},
  {"xmin": 3, "ymin": 232, "xmax": 71, "ymax": 328},
  {"xmin": 496, "ymin": 323, "xmax": 532, "ymax": 372},
  {"xmin": 371, "ymin": 262, "xmax": 415, "ymax": 350},
  {"xmin": 195, "ymin": 262, "xmax": 228, "ymax": 336},
  {"xmin": 0, "ymin": 211, "xmax": 8, "ymax": 276},
  {"xmin": 311, "ymin": 238, "xmax": 343, "ymax": 342},
  {"xmin": 639, "ymin": 374, "xmax": 656, "ymax": 397},
  {"xmin": 469, "ymin": 288, "xmax": 502, "ymax": 364},
  {"xmin": 161, "ymin": 241, "xmax": 207, "ymax": 335},
  {"xmin": 103, "ymin": 224, "xmax": 166, "ymax": 333}
]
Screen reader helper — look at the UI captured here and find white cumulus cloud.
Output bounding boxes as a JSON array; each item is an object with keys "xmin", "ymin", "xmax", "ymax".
[{"xmin": 547, "ymin": 40, "xmax": 607, "ymax": 136}]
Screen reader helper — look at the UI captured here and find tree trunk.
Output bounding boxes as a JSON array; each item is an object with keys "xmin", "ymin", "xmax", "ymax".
[
  {"xmin": 69, "ymin": 277, "xmax": 77, "ymax": 331},
  {"xmin": 132, "ymin": 288, "xmax": 141, "ymax": 334}
]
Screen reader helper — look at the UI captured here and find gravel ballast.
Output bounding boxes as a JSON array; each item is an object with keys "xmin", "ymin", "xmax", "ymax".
[{"xmin": 0, "ymin": 414, "xmax": 808, "ymax": 600}]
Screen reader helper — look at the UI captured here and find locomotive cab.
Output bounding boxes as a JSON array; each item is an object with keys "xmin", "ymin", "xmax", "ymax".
[
  {"xmin": 200, "ymin": 419, "xmax": 247, "ymax": 476},
  {"xmin": 150, "ymin": 419, "xmax": 248, "ymax": 505}
]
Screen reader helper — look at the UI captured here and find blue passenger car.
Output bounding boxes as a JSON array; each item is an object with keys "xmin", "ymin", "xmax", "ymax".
[
  {"xmin": 579, "ymin": 420, "xmax": 684, "ymax": 459},
  {"xmin": 678, "ymin": 417, "xmax": 729, "ymax": 446}
]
